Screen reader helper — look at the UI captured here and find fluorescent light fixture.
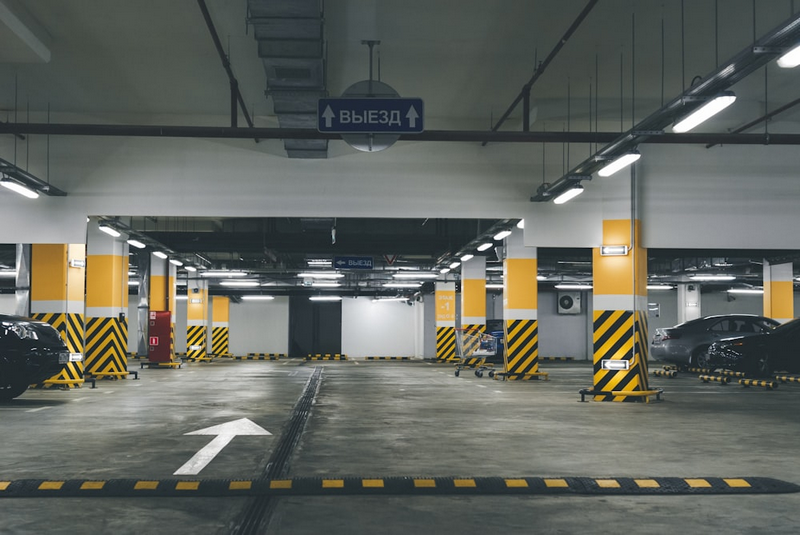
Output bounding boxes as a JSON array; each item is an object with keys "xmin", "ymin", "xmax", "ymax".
[
  {"xmin": 0, "ymin": 270, "xmax": 16, "ymax": 278},
  {"xmin": 727, "ymin": 288, "xmax": 764, "ymax": 294},
  {"xmin": 98, "ymin": 225, "xmax": 121, "ymax": 238},
  {"xmin": 493, "ymin": 230, "xmax": 512, "ymax": 241},
  {"xmin": 449, "ymin": 262, "xmax": 461, "ymax": 269},
  {"xmin": 598, "ymin": 152, "xmax": 641, "ymax": 177},
  {"xmin": 486, "ymin": 283, "xmax": 504, "ymax": 289},
  {"xmin": 689, "ymin": 274, "xmax": 736, "ymax": 281},
  {"xmin": 537, "ymin": 275, "xmax": 547, "ymax": 281},
  {"xmin": 307, "ymin": 259, "xmax": 331, "ymax": 266},
  {"xmin": 219, "ymin": 281, "xmax": 260, "ymax": 287},
  {"xmin": 128, "ymin": 280, "xmax": 140, "ymax": 286},
  {"xmin": 169, "ymin": 259, "xmax": 183, "ymax": 266},
  {"xmin": 175, "ymin": 295, "xmax": 187, "ymax": 300},
  {"xmin": 554, "ymin": 284, "xmax": 593, "ymax": 290},
  {"xmin": 777, "ymin": 43, "xmax": 800, "ymax": 68},
  {"xmin": 460, "ymin": 253, "xmax": 474, "ymax": 262},
  {"xmin": 309, "ymin": 296, "xmax": 342, "ymax": 302},
  {"xmin": 553, "ymin": 185, "xmax": 584, "ymax": 204},
  {"xmin": 297, "ymin": 272, "xmax": 345, "ymax": 279},
  {"xmin": 600, "ymin": 245, "xmax": 629, "ymax": 256},
  {"xmin": 153, "ymin": 251, "xmax": 168, "ymax": 259},
  {"xmin": 372, "ymin": 297, "xmax": 409, "ymax": 303},
  {"xmin": 440, "ymin": 268, "xmax": 451, "ymax": 274},
  {"xmin": 0, "ymin": 179, "xmax": 39, "ymax": 199},
  {"xmin": 312, "ymin": 282, "xmax": 341, "ymax": 288},
  {"xmin": 672, "ymin": 92, "xmax": 737, "ymax": 133},
  {"xmin": 184, "ymin": 266, "xmax": 197, "ymax": 272},
  {"xmin": 393, "ymin": 273, "xmax": 438, "ymax": 279},
  {"xmin": 127, "ymin": 239, "xmax": 146, "ymax": 249},
  {"xmin": 476, "ymin": 242, "xmax": 493, "ymax": 252},
  {"xmin": 516, "ymin": 220, "xmax": 524, "ymax": 229},
  {"xmin": 200, "ymin": 270, "xmax": 247, "ymax": 277},
  {"xmin": 647, "ymin": 284, "xmax": 674, "ymax": 290},
  {"xmin": 241, "ymin": 295, "xmax": 275, "ymax": 301},
  {"xmin": 384, "ymin": 282, "xmax": 422, "ymax": 288}
]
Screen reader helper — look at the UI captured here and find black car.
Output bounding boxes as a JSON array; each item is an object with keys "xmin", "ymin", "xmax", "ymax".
[
  {"xmin": 707, "ymin": 316, "xmax": 800, "ymax": 377},
  {"xmin": 0, "ymin": 314, "xmax": 80, "ymax": 400}
]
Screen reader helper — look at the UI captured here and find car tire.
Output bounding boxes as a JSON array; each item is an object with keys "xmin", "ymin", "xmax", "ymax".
[
  {"xmin": 693, "ymin": 346, "xmax": 712, "ymax": 369},
  {"xmin": 0, "ymin": 377, "xmax": 29, "ymax": 401},
  {"xmin": 753, "ymin": 354, "xmax": 772, "ymax": 378}
]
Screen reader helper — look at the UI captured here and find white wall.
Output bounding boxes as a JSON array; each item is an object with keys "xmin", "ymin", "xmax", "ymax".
[
  {"xmin": 0, "ymin": 294, "xmax": 16, "ymax": 315},
  {"xmin": 229, "ymin": 297, "xmax": 290, "ymax": 355},
  {"xmin": 537, "ymin": 291, "xmax": 591, "ymax": 361},
  {"xmin": 342, "ymin": 297, "xmax": 416, "ymax": 358}
]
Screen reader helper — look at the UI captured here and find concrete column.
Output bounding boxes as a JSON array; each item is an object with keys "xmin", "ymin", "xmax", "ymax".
[
  {"xmin": 502, "ymin": 228, "xmax": 541, "ymax": 379},
  {"xmin": 85, "ymin": 221, "xmax": 130, "ymax": 377},
  {"xmin": 150, "ymin": 253, "xmax": 177, "ymax": 361},
  {"xmin": 187, "ymin": 278, "xmax": 209, "ymax": 361},
  {"xmin": 435, "ymin": 281, "xmax": 456, "ymax": 361},
  {"xmin": 460, "ymin": 256, "xmax": 486, "ymax": 359},
  {"xmin": 763, "ymin": 260, "xmax": 793, "ymax": 323},
  {"xmin": 30, "ymin": 244, "xmax": 85, "ymax": 386},
  {"xmin": 211, "ymin": 296, "xmax": 230, "ymax": 356},
  {"xmin": 677, "ymin": 279, "xmax": 702, "ymax": 324}
]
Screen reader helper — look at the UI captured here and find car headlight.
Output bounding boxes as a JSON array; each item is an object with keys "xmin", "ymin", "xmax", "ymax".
[{"xmin": 2, "ymin": 322, "xmax": 38, "ymax": 340}]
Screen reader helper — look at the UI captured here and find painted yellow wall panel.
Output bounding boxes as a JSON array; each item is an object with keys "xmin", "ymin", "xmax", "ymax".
[
  {"xmin": 31, "ymin": 244, "xmax": 67, "ymax": 301},
  {"xmin": 462, "ymin": 279, "xmax": 486, "ymax": 318},
  {"xmin": 122, "ymin": 256, "xmax": 129, "ymax": 309},
  {"xmin": 66, "ymin": 245, "xmax": 85, "ymax": 303},
  {"xmin": 188, "ymin": 287, "xmax": 207, "ymax": 321},
  {"xmin": 504, "ymin": 258, "xmax": 537, "ymax": 310},
  {"xmin": 594, "ymin": 220, "xmax": 647, "ymax": 297},
  {"xmin": 86, "ymin": 255, "xmax": 124, "ymax": 308},
  {"xmin": 212, "ymin": 297, "xmax": 229, "ymax": 323},
  {"xmin": 765, "ymin": 280, "xmax": 794, "ymax": 319},
  {"xmin": 436, "ymin": 290, "xmax": 456, "ymax": 323},
  {"xmin": 150, "ymin": 275, "xmax": 167, "ymax": 311}
]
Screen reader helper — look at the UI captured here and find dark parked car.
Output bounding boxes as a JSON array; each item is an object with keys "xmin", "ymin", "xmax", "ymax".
[
  {"xmin": 707, "ymin": 316, "xmax": 800, "ymax": 377},
  {"xmin": 0, "ymin": 314, "xmax": 81, "ymax": 400},
  {"xmin": 651, "ymin": 314, "xmax": 780, "ymax": 368}
]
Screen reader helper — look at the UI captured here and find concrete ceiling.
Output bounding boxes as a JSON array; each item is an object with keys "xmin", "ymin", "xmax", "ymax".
[{"xmin": 1, "ymin": 1, "xmax": 799, "ymax": 295}]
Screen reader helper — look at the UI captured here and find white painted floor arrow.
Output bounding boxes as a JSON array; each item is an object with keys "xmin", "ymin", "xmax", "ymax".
[{"xmin": 173, "ymin": 418, "xmax": 271, "ymax": 476}]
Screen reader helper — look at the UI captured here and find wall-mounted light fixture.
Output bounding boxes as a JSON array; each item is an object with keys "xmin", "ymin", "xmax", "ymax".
[
  {"xmin": 553, "ymin": 184, "xmax": 584, "ymax": 204},
  {"xmin": 598, "ymin": 152, "xmax": 641, "ymax": 177},
  {"xmin": 672, "ymin": 92, "xmax": 736, "ymax": 133},
  {"xmin": 600, "ymin": 245, "xmax": 629, "ymax": 256}
]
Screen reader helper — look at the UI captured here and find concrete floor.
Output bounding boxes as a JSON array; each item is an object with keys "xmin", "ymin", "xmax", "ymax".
[{"xmin": 1, "ymin": 359, "xmax": 799, "ymax": 534}]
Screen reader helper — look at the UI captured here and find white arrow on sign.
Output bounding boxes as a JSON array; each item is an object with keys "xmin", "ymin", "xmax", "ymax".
[
  {"xmin": 173, "ymin": 418, "xmax": 271, "ymax": 476},
  {"xmin": 322, "ymin": 105, "xmax": 336, "ymax": 128},
  {"xmin": 406, "ymin": 106, "xmax": 419, "ymax": 128}
]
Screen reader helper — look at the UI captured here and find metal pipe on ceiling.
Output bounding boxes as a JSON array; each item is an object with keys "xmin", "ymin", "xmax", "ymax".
[
  {"xmin": 2, "ymin": 122, "xmax": 800, "ymax": 145},
  {"xmin": 706, "ymin": 96, "xmax": 800, "ymax": 149}
]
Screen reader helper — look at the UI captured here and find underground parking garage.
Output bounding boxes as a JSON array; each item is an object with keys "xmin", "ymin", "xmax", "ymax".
[{"xmin": 2, "ymin": 1, "xmax": 800, "ymax": 533}]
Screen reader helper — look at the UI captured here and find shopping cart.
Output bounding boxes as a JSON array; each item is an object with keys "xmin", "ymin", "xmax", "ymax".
[{"xmin": 454, "ymin": 328, "xmax": 501, "ymax": 378}]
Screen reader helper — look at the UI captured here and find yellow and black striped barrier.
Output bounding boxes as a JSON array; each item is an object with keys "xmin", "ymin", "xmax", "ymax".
[
  {"xmin": 541, "ymin": 356, "xmax": 575, "ymax": 362},
  {"xmin": 305, "ymin": 354, "xmax": 348, "ymax": 361},
  {"xmin": 0, "ymin": 476, "xmax": 795, "ymax": 498},
  {"xmin": 662, "ymin": 365, "xmax": 678, "ymax": 371},
  {"xmin": 739, "ymin": 379, "xmax": 778, "ymax": 389},
  {"xmin": 236, "ymin": 353, "xmax": 286, "ymax": 360},
  {"xmin": 652, "ymin": 370, "xmax": 677, "ymax": 378},
  {"xmin": 699, "ymin": 375, "xmax": 730, "ymax": 384},
  {"xmin": 687, "ymin": 368, "xmax": 713, "ymax": 374},
  {"xmin": 365, "ymin": 356, "xmax": 412, "ymax": 361},
  {"xmin": 775, "ymin": 375, "xmax": 800, "ymax": 383},
  {"xmin": 579, "ymin": 388, "xmax": 662, "ymax": 402},
  {"xmin": 718, "ymin": 370, "xmax": 746, "ymax": 378}
]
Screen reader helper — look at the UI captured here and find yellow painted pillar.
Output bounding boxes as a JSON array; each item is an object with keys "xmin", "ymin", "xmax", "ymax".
[
  {"xmin": 211, "ymin": 296, "xmax": 230, "ymax": 356},
  {"xmin": 502, "ymin": 228, "xmax": 541, "ymax": 380},
  {"xmin": 592, "ymin": 219, "xmax": 650, "ymax": 401},
  {"xmin": 461, "ymin": 256, "xmax": 486, "ymax": 357},
  {"xmin": 435, "ymin": 282, "xmax": 456, "ymax": 361},
  {"xmin": 187, "ymin": 278, "xmax": 209, "ymax": 361},
  {"xmin": 85, "ymin": 222, "xmax": 129, "ymax": 377},
  {"xmin": 30, "ymin": 244, "xmax": 85, "ymax": 386},
  {"xmin": 150, "ymin": 253, "xmax": 177, "ymax": 361},
  {"xmin": 763, "ymin": 261, "xmax": 793, "ymax": 323}
]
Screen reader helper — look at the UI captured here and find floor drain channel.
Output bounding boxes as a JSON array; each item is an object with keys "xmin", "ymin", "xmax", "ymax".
[{"xmin": 232, "ymin": 366, "xmax": 323, "ymax": 535}]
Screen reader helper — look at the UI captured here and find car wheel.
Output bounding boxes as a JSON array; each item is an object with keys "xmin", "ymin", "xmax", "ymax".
[
  {"xmin": 753, "ymin": 354, "xmax": 772, "ymax": 378},
  {"xmin": 693, "ymin": 346, "xmax": 712, "ymax": 369},
  {"xmin": 0, "ymin": 377, "xmax": 28, "ymax": 401}
]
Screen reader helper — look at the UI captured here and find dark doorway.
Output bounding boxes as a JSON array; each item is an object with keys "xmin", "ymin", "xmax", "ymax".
[{"xmin": 289, "ymin": 296, "xmax": 342, "ymax": 357}]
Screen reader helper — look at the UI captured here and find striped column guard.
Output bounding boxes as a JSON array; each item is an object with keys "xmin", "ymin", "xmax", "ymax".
[
  {"xmin": 31, "ymin": 313, "xmax": 85, "ymax": 387},
  {"xmin": 186, "ymin": 326, "xmax": 207, "ymax": 361},
  {"xmin": 84, "ymin": 317, "xmax": 128, "ymax": 377},
  {"xmin": 436, "ymin": 327, "xmax": 456, "ymax": 361},
  {"xmin": 592, "ymin": 310, "xmax": 650, "ymax": 402},
  {"xmin": 504, "ymin": 319, "xmax": 539, "ymax": 380},
  {"xmin": 211, "ymin": 327, "xmax": 229, "ymax": 356}
]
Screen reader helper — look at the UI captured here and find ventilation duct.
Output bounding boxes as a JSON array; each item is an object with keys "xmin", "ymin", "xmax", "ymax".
[{"xmin": 248, "ymin": 0, "xmax": 328, "ymax": 158}]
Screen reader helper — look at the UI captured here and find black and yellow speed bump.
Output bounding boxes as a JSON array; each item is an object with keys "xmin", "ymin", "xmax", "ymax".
[
  {"xmin": 305, "ymin": 354, "xmax": 348, "ymax": 361},
  {"xmin": 775, "ymin": 375, "xmax": 800, "ymax": 383},
  {"xmin": 0, "ymin": 476, "xmax": 796, "ymax": 498},
  {"xmin": 365, "ymin": 356, "xmax": 412, "ymax": 361},
  {"xmin": 652, "ymin": 370, "xmax": 677, "ymax": 378}
]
